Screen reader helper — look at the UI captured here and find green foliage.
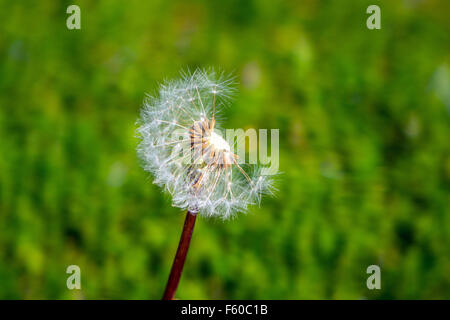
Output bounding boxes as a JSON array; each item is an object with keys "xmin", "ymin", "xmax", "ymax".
[{"xmin": 0, "ymin": 0, "xmax": 449, "ymax": 299}]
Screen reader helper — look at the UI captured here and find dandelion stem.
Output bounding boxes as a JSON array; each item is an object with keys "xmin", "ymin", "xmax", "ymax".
[{"xmin": 162, "ymin": 210, "xmax": 197, "ymax": 300}]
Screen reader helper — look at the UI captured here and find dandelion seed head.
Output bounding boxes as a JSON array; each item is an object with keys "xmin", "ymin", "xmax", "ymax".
[{"xmin": 137, "ymin": 68, "xmax": 274, "ymax": 219}]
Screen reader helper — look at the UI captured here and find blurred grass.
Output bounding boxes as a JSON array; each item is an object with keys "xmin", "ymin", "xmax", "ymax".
[{"xmin": 0, "ymin": 0, "xmax": 449, "ymax": 299}]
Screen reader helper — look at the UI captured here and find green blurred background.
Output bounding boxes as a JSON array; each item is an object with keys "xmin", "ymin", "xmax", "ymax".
[{"xmin": 0, "ymin": 0, "xmax": 449, "ymax": 299}]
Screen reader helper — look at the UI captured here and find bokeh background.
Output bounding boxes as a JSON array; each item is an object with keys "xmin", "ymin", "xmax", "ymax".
[{"xmin": 0, "ymin": 0, "xmax": 449, "ymax": 299}]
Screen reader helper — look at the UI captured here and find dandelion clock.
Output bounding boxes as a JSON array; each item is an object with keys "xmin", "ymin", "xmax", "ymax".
[{"xmin": 136, "ymin": 69, "xmax": 274, "ymax": 299}]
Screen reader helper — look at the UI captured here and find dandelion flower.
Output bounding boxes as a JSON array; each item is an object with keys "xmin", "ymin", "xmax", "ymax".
[
  {"xmin": 137, "ymin": 69, "xmax": 273, "ymax": 219},
  {"xmin": 136, "ymin": 68, "xmax": 275, "ymax": 300}
]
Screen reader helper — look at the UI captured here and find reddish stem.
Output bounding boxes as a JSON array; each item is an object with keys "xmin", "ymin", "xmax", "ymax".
[{"xmin": 162, "ymin": 210, "xmax": 197, "ymax": 300}]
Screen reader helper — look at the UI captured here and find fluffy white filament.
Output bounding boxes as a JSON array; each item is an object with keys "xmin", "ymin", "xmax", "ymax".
[{"xmin": 137, "ymin": 69, "xmax": 274, "ymax": 219}]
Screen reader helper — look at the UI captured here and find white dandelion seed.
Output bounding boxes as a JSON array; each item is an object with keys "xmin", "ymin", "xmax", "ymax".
[{"xmin": 136, "ymin": 68, "xmax": 274, "ymax": 220}]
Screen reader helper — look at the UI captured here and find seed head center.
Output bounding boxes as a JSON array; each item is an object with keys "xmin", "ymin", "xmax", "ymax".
[{"xmin": 209, "ymin": 131, "xmax": 230, "ymax": 152}]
